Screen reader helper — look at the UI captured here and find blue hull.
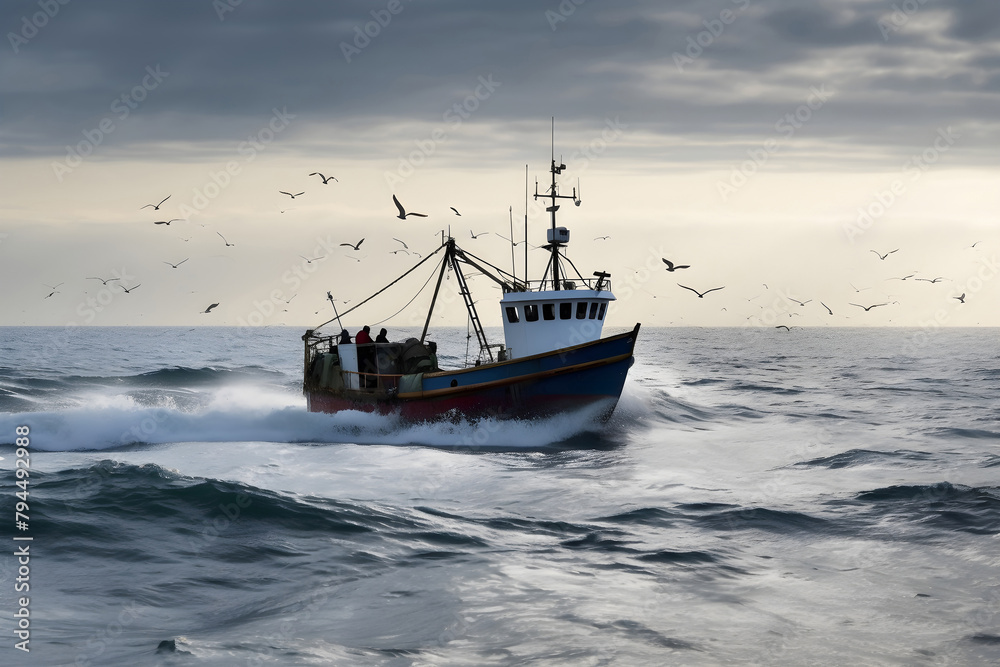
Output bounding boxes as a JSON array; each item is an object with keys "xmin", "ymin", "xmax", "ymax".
[{"xmin": 306, "ymin": 324, "xmax": 640, "ymax": 420}]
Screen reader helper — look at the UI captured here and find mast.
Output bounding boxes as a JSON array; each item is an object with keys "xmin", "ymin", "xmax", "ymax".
[{"xmin": 533, "ymin": 118, "xmax": 580, "ymax": 291}]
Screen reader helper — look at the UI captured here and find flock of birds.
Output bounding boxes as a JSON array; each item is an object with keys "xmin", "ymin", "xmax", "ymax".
[
  {"xmin": 37, "ymin": 172, "xmax": 989, "ymax": 327},
  {"xmin": 647, "ymin": 242, "xmax": 984, "ymax": 329},
  {"xmin": 38, "ymin": 173, "xmax": 495, "ymax": 319}
]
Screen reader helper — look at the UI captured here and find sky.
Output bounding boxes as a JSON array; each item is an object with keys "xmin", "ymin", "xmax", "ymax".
[{"xmin": 1, "ymin": 0, "xmax": 998, "ymax": 331}]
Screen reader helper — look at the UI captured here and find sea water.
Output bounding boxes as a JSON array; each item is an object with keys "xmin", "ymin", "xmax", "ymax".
[{"xmin": 0, "ymin": 326, "xmax": 998, "ymax": 665}]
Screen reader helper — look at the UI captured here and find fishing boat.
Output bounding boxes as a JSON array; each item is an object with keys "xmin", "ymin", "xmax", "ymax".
[{"xmin": 301, "ymin": 143, "xmax": 640, "ymax": 421}]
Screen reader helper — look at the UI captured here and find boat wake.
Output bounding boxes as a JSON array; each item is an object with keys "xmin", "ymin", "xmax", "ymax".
[{"xmin": 0, "ymin": 383, "xmax": 636, "ymax": 452}]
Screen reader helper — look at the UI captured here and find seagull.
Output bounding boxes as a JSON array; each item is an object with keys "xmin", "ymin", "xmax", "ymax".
[
  {"xmin": 850, "ymin": 302, "xmax": 887, "ymax": 312},
  {"xmin": 954, "ymin": 293, "xmax": 966, "ymax": 304},
  {"xmin": 594, "ymin": 236, "xmax": 610, "ymax": 241},
  {"xmin": 789, "ymin": 297, "xmax": 812, "ymax": 307},
  {"xmin": 87, "ymin": 276, "xmax": 120, "ymax": 285},
  {"xmin": 279, "ymin": 191, "xmax": 304, "ymax": 199},
  {"xmin": 217, "ymin": 232, "xmax": 235, "ymax": 247},
  {"xmin": 140, "ymin": 195, "xmax": 171, "ymax": 210},
  {"xmin": 119, "ymin": 284, "xmax": 141, "ymax": 294},
  {"xmin": 662, "ymin": 259, "xmax": 690, "ymax": 272},
  {"xmin": 164, "ymin": 259, "xmax": 189, "ymax": 269},
  {"xmin": 849, "ymin": 282, "xmax": 870, "ymax": 293},
  {"xmin": 677, "ymin": 284, "xmax": 725, "ymax": 298},
  {"xmin": 914, "ymin": 277, "xmax": 947, "ymax": 283},
  {"xmin": 340, "ymin": 238, "xmax": 364, "ymax": 251},
  {"xmin": 202, "ymin": 303, "xmax": 219, "ymax": 314},
  {"xmin": 299, "ymin": 255, "xmax": 323, "ymax": 264},
  {"xmin": 391, "ymin": 249, "xmax": 411, "ymax": 255},
  {"xmin": 153, "ymin": 219, "xmax": 182, "ymax": 226},
  {"xmin": 42, "ymin": 282, "xmax": 63, "ymax": 298},
  {"xmin": 889, "ymin": 273, "xmax": 915, "ymax": 281},
  {"xmin": 450, "ymin": 207, "xmax": 462, "ymax": 216},
  {"xmin": 309, "ymin": 172, "xmax": 337, "ymax": 184},
  {"xmin": 871, "ymin": 249, "xmax": 899, "ymax": 260},
  {"xmin": 393, "ymin": 238, "xmax": 409, "ymax": 249},
  {"xmin": 775, "ymin": 325, "xmax": 791, "ymax": 331},
  {"xmin": 820, "ymin": 301, "xmax": 833, "ymax": 315},
  {"xmin": 393, "ymin": 194, "xmax": 427, "ymax": 219},
  {"xmin": 280, "ymin": 294, "xmax": 296, "ymax": 304},
  {"xmin": 968, "ymin": 241, "xmax": 981, "ymax": 249},
  {"xmin": 470, "ymin": 230, "xmax": 489, "ymax": 239}
]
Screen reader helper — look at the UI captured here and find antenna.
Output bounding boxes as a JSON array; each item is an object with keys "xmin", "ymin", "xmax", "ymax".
[
  {"xmin": 508, "ymin": 205, "xmax": 516, "ymax": 284},
  {"xmin": 524, "ymin": 164, "xmax": 529, "ymax": 287}
]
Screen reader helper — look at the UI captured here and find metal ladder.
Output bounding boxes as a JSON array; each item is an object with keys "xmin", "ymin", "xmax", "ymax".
[{"xmin": 451, "ymin": 257, "xmax": 493, "ymax": 363}]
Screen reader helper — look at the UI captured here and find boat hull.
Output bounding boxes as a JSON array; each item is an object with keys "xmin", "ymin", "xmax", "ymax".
[{"xmin": 305, "ymin": 324, "xmax": 639, "ymax": 421}]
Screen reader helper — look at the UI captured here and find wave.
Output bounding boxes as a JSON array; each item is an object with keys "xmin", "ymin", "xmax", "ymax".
[
  {"xmin": 792, "ymin": 448, "xmax": 933, "ymax": 469},
  {"xmin": 0, "ymin": 384, "xmax": 627, "ymax": 451},
  {"xmin": 843, "ymin": 482, "xmax": 1000, "ymax": 536}
]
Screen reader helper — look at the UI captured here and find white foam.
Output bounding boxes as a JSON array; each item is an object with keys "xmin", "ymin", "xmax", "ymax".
[{"xmin": 0, "ymin": 384, "xmax": 626, "ymax": 451}]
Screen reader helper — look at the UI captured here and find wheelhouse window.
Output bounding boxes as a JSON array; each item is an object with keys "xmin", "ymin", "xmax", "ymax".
[
  {"xmin": 525, "ymin": 304, "xmax": 539, "ymax": 322},
  {"xmin": 576, "ymin": 302, "xmax": 588, "ymax": 319},
  {"xmin": 505, "ymin": 306, "xmax": 519, "ymax": 323},
  {"xmin": 542, "ymin": 303, "xmax": 555, "ymax": 320},
  {"xmin": 598, "ymin": 303, "xmax": 607, "ymax": 320},
  {"xmin": 560, "ymin": 302, "xmax": 572, "ymax": 319},
  {"xmin": 589, "ymin": 302, "xmax": 599, "ymax": 319}
]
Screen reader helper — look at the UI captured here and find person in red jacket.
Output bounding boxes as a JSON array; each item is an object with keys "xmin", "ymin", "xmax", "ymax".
[{"xmin": 355, "ymin": 325, "xmax": 373, "ymax": 344}]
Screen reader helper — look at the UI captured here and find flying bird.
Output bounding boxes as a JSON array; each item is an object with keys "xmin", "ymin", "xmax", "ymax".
[
  {"xmin": 775, "ymin": 325, "xmax": 791, "ymax": 331},
  {"xmin": 299, "ymin": 255, "xmax": 323, "ymax": 264},
  {"xmin": 677, "ymin": 284, "xmax": 725, "ymax": 298},
  {"xmin": 393, "ymin": 238, "xmax": 408, "ymax": 249},
  {"xmin": 594, "ymin": 236, "xmax": 610, "ymax": 241},
  {"xmin": 164, "ymin": 259, "xmax": 189, "ymax": 269},
  {"xmin": 153, "ymin": 219, "xmax": 182, "ymax": 226},
  {"xmin": 340, "ymin": 238, "xmax": 364, "ymax": 251},
  {"xmin": 42, "ymin": 282, "xmax": 63, "ymax": 298},
  {"xmin": 820, "ymin": 301, "xmax": 833, "ymax": 315},
  {"xmin": 914, "ymin": 277, "xmax": 946, "ymax": 283},
  {"xmin": 140, "ymin": 195, "xmax": 171, "ymax": 210},
  {"xmin": 870, "ymin": 249, "xmax": 899, "ymax": 260},
  {"xmin": 279, "ymin": 191, "xmax": 304, "ymax": 199},
  {"xmin": 87, "ymin": 276, "xmax": 120, "ymax": 285},
  {"xmin": 850, "ymin": 302, "xmax": 888, "ymax": 311},
  {"xmin": 889, "ymin": 273, "xmax": 915, "ymax": 281},
  {"xmin": 470, "ymin": 230, "xmax": 489, "ymax": 239},
  {"xmin": 968, "ymin": 241, "xmax": 981, "ymax": 249},
  {"xmin": 789, "ymin": 298, "xmax": 812, "ymax": 307},
  {"xmin": 450, "ymin": 207, "xmax": 461, "ymax": 216},
  {"xmin": 119, "ymin": 284, "xmax": 141, "ymax": 294},
  {"xmin": 662, "ymin": 259, "xmax": 690, "ymax": 272},
  {"xmin": 849, "ymin": 282, "xmax": 870, "ymax": 293},
  {"xmin": 391, "ymin": 249, "xmax": 411, "ymax": 255},
  {"xmin": 954, "ymin": 293, "xmax": 966, "ymax": 303},
  {"xmin": 202, "ymin": 303, "xmax": 219, "ymax": 314},
  {"xmin": 393, "ymin": 195, "xmax": 427, "ymax": 219},
  {"xmin": 217, "ymin": 232, "xmax": 235, "ymax": 247},
  {"xmin": 309, "ymin": 172, "xmax": 337, "ymax": 184}
]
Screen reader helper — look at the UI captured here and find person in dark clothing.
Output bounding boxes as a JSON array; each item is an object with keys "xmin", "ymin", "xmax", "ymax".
[
  {"xmin": 375, "ymin": 328, "xmax": 389, "ymax": 343},
  {"xmin": 338, "ymin": 329, "xmax": 351, "ymax": 344},
  {"xmin": 355, "ymin": 325, "xmax": 373, "ymax": 344}
]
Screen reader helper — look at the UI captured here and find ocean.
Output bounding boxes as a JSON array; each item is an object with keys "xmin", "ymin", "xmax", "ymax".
[{"xmin": 1, "ymin": 325, "xmax": 998, "ymax": 666}]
